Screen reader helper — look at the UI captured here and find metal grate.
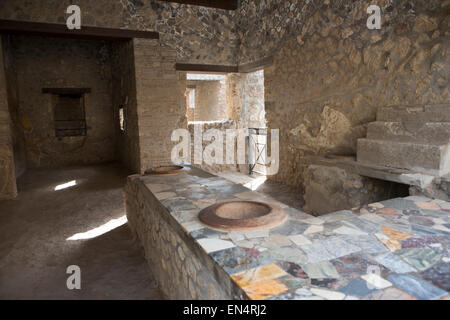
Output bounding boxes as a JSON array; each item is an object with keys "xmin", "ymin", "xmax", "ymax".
[{"xmin": 248, "ymin": 127, "xmax": 267, "ymax": 175}]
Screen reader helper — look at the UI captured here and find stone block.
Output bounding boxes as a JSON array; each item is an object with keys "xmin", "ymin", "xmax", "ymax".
[
  {"xmin": 367, "ymin": 121, "xmax": 450, "ymax": 144},
  {"xmin": 303, "ymin": 165, "xmax": 395, "ymax": 216},
  {"xmin": 377, "ymin": 105, "xmax": 450, "ymax": 123},
  {"xmin": 357, "ymin": 139, "xmax": 450, "ymax": 176}
]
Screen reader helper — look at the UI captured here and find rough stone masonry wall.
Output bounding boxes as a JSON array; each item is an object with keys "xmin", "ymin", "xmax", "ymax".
[
  {"xmin": 10, "ymin": 35, "xmax": 115, "ymax": 168},
  {"xmin": 125, "ymin": 176, "xmax": 232, "ymax": 299},
  {"xmin": 0, "ymin": 0, "xmax": 238, "ymax": 65},
  {"xmin": 237, "ymin": 0, "xmax": 450, "ymax": 189},
  {"xmin": 111, "ymin": 40, "xmax": 141, "ymax": 173},
  {"xmin": 133, "ymin": 38, "xmax": 187, "ymax": 173},
  {"xmin": 0, "ymin": 39, "xmax": 17, "ymax": 200}
]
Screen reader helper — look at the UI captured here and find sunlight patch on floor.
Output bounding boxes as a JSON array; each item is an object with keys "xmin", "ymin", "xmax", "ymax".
[
  {"xmin": 244, "ymin": 176, "xmax": 267, "ymax": 191},
  {"xmin": 54, "ymin": 180, "xmax": 77, "ymax": 191},
  {"xmin": 66, "ymin": 215, "xmax": 127, "ymax": 240}
]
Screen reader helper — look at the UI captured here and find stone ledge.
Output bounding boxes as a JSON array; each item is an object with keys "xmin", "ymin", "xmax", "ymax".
[
  {"xmin": 357, "ymin": 139, "xmax": 450, "ymax": 177},
  {"xmin": 302, "ymin": 155, "xmax": 438, "ymax": 189}
]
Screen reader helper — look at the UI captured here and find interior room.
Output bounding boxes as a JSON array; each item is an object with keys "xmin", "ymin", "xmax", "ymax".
[{"xmin": 0, "ymin": 0, "xmax": 449, "ymax": 301}]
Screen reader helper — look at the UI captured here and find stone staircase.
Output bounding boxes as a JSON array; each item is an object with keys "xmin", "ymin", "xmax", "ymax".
[{"xmin": 357, "ymin": 104, "xmax": 450, "ymax": 177}]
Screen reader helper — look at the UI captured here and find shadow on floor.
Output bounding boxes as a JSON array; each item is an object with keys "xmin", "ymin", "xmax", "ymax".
[
  {"xmin": 254, "ymin": 179, "xmax": 305, "ymax": 210},
  {"xmin": 0, "ymin": 162, "xmax": 162, "ymax": 300}
]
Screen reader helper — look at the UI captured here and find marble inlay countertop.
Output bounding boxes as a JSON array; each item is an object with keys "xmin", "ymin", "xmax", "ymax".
[{"xmin": 140, "ymin": 167, "xmax": 450, "ymax": 300}]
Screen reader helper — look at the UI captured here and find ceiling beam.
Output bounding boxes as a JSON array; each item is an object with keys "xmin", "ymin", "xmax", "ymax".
[
  {"xmin": 0, "ymin": 19, "xmax": 159, "ymax": 41},
  {"xmin": 175, "ymin": 63, "xmax": 239, "ymax": 73},
  {"xmin": 157, "ymin": 0, "xmax": 238, "ymax": 10},
  {"xmin": 42, "ymin": 88, "xmax": 92, "ymax": 95},
  {"xmin": 175, "ymin": 56, "xmax": 274, "ymax": 74}
]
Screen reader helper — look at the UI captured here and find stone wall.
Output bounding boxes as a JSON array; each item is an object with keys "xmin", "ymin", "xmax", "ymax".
[
  {"xmin": 0, "ymin": 0, "xmax": 238, "ymax": 175},
  {"xmin": 185, "ymin": 71, "xmax": 265, "ymax": 126},
  {"xmin": 188, "ymin": 80, "xmax": 227, "ymax": 122},
  {"xmin": 125, "ymin": 175, "xmax": 233, "ymax": 299},
  {"xmin": 303, "ymin": 164, "xmax": 409, "ymax": 216},
  {"xmin": 10, "ymin": 35, "xmax": 115, "ymax": 168},
  {"xmin": 0, "ymin": 39, "xmax": 17, "ymax": 200},
  {"xmin": 2, "ymin": 0, "xmax": 449, "ymax": 194},
  {"xmin": 237, "ymin": 0, "xmax": 450, "ymax": 189},
  {"xmin": 182, "ymin": 72, "xmax": 266, "ymax": 175},
  {"xmin": 225, "ymin": 73, "xmax": 242, "ymax": 121},
  {"xmin": 133, "ymin": 38, "xmax": 187, "ymax": 173},
  {"xmin": 225, "ymin": 71, "xmax": 265, "ymax": 129},
  {"xmin": 240, "ymin": 70, "xmax": 265, "ymax": 129},
  {"xmin": 187, "ymin": 120, "xmax": 241, "ymax": 174},
  {"xmin": 111, "ymin": 40, "xmax": 141, "ymax": 173},
  {"xmin": 0, "ymin": 0, "xmax": 238, "ymax": 65},
  {"xmin": 186, "ymin": 89, "xmax": 195, "ymax": 122},
  {"xmin": 1, "ymin": 36, "xmax": 26, "ymax": 179},
  {"xmin": 236, "ymin": 0, "xmax": 310, "ymax": 64}
]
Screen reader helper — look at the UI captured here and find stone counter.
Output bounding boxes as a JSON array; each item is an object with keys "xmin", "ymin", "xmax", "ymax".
[{"xmin": 125, "ymin": 166, "xmax": 450, "ymax": 300}]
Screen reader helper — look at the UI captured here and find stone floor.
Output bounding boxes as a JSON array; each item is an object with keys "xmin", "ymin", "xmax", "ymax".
[
  {"xmin": 144, "ymin": 167, "xmax": 450, "ymax": 300},
  {"xmin": 0, "ymin": 163, "xmax": 161, "ymax": 299},
  {"xmin": 216, "ymin": 171, "xmax": 305, "ymax": 210}
]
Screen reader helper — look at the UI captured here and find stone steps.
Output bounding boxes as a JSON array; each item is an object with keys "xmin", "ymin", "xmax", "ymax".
[
  {"xmin": 367, "ymin": 121, "xmax": 450, "ymax": 144},
  {"xmin": 357, "ymin": 138, "xmax": 450, "ymax": 176},
  {"xmin": 377, "ymin": 104, "xmax": 450, "ymax": 122}
]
